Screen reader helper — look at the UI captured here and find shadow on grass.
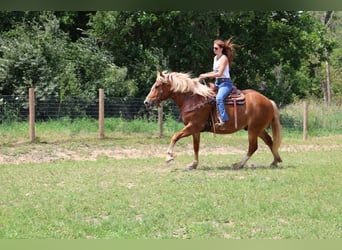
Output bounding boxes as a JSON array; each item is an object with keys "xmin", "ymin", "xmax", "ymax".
[{"xmin": 195, "ymin": 163, "xmax": 297, "ymax": 172}]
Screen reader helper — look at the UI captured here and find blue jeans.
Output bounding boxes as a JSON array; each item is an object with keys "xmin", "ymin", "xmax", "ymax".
[{"xmin": 215, "ymin": 79, "xmax": 233, "ymax": 122}]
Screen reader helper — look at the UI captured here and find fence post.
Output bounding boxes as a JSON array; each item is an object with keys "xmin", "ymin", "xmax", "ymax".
[
  {"xmin": 98, "ymin": 88, "xmax": 104, "ymax": 139},
  {"xmin": 303, "ymin": 101, "xmax": 308, "ymax": 141},
  {"xmin": 158, "ymin": 104, "xmax": 163, "ymax": 138},
  {"xmin": 29, "ymin": 88, "xmax": 35, "ymax": 143}
]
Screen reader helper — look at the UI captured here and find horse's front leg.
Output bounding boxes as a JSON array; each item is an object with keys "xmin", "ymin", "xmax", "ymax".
[
  {"xmin": 185, "ymin": 133, "xmax": 200, "ymax": 171},
  {"xmin": 165, "ymin": 123, "xmax": 194, "ymax": 164},
  {"xmin": 166, "ymin": 138, "xmax": 176, "ymax": 164}
]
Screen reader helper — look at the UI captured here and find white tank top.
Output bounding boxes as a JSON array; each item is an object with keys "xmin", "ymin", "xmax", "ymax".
[{"xmin": 213, "ymin": 55, "xmax": 230, "ymax": 78}]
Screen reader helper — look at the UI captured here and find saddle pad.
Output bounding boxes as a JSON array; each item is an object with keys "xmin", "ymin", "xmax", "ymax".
[
  {"xmin": 225, "ymin": 91, "xmax": 246, "ymax": 105},
  {"xmin": 225, "ymin": 99, "xmax": 246, "ymax": 105}
]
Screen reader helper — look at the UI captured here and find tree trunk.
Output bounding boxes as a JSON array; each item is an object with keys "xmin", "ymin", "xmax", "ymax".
[
  {"xmin": 325, "ymin": 60, "xmax": 331, "ymax": 104},
  {"xmin": 321, "ymin": 80, "xmax": 328, "ymax": 103},
  {"xmin": 321, "ymin": 11, "xmax": 334, "ymax": 104}
]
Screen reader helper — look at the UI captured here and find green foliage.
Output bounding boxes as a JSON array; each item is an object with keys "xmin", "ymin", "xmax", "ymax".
[
  {"xmin": 87, "ymin": 11, "xmax": 217, "ymax": 96},
  {"xmin": 87, "ymin": 11, "xmax": 170, "ymax": 97},
  {"xmin": 1, "ymin": 11, "xmax": 341, "ymax": 106},
  {"xmin": 222, "ymin": 11, "xmax": 330, "ymax": 104},
  {"xmin": 328, "ymin": 12, "xmax": 342, "ymax": 96},
  {"xmin": 0, "ymin": 97, "xmax": 21, "ymax": 122},
  {"xmin": 280, "ymin": 99, "xmax": 342, "ymax": 136},
  {"xmin": 87, "ymin": 11, "xmax": 335, "ymax": 104},
  {"xmin": 0, "ymin": 11, "xmax": 41, "ymax": 32},
  {"xmin": 0, "ymin": 11, "xmax": 131, "ymax": 102}
]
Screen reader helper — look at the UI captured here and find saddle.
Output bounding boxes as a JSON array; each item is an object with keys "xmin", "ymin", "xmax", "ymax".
[
  {"xmin": 209, "ymin": 83, "xmax": 245, "ymax": 105},
  {"xmin": 204, "ymin": 83, "xmax": 246, "ymax": 131},
  {"xmin": 225, "ymin": 86, "xmax": 245, "ymax": 105}
]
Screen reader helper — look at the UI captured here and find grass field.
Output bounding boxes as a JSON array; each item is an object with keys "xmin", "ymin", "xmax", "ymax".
[{"xmin": 0, "ymin": 117, "xmax": 341, "ymax": 239}]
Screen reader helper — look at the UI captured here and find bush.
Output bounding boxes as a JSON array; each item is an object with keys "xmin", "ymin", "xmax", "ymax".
[{"xmin": 0, "ymin": 12, "xmax": 132, "ymax": 118}]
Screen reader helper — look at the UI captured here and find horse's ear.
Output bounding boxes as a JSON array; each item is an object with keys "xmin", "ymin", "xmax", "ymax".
[{"xmin": 159, "ymin": 71, "xmax": 164, "ymax": 77}]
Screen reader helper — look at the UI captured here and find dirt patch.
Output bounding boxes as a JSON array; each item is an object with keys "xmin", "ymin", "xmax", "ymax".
[
  {"xmin": 0, "ymin": 137, "xmax": 341, "ymax": 165},
  {"xmin": 0, "ymin": 142, "xmax": 245, "ymax": 165},
  {"xmin": 281, "ymin": 144, "xmax": 342, "ymax": 152}
]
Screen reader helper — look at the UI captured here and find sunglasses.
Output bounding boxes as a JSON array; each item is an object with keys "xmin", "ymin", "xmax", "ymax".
[{"xmin": 213, "ymin": 46, "xmax": 220, "ymax": 50}]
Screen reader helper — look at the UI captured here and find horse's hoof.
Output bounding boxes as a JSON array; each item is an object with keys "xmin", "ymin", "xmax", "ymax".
[
  {"xmin": 166, "ymin": 159, "xmax": 174, "ymax": 165},
  {"xmin": 270, "ymin": 163, "xmax": 278, "ymax": 168},
  {"xmin": 184, "ymin": 161, "xmax": 198, "ymax": 171},
  {"xmin": 232, "ymin": 163, "xmax": 243, "ymax": 170},
  {"xmin": 166, "ymin": 155, "xmax": 174, "ymax": 165},
  {"xmin": 184, "ymin": 166, "xmax": 196, "ymax": 171}
]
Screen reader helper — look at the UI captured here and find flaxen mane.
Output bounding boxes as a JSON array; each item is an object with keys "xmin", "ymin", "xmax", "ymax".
[{"xmin": 158, "ymin": 71, "xmax": 215, "ymax": 98}]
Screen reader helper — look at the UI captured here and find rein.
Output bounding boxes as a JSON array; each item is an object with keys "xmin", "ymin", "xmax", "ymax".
[
  {"xmin": 182, "ymin": 79, "xmax": 215, "ymax": 113},
  {"xmin": 182, "ymin": 98, "xmax": 215, "ymax": 113}
]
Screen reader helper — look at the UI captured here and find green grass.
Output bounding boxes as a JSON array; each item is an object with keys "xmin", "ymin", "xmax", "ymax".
[
  {"xmin": 0, "ymin": 117, "xmax": 184, "ymax": 146},
  {"xmin": 0, "ymin": 134, "xmax": 341, "ymax": 239},
  {"xmin": 280, "ymin": 99, "xmax": 342, "ymax": 136},
  {"xmin": 1, "ymin": 97, "xmax": 341, "ymax": 146},
  {"xmin": 0, "ymin": 104, "xmax": 341, "ymax": 239}
]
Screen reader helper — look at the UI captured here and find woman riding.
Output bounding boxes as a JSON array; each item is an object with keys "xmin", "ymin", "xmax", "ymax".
[{"xmin": 199, "ymin": 37, "xmax": 239, "ymax": 130}]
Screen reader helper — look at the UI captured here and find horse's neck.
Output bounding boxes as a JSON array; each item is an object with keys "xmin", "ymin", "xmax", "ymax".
[
  {"xmin": 170, "ymin": 92, "xmax": 187, "ymax": 110},
  {"xmin": 171, "ymin": 92, "xmax": 205, "ymax": 112}
]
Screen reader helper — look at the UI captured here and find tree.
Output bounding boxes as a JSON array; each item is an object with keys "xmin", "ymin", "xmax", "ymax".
[
  {"xmin": 312, "ymin": 11, "xmax": 342, "ymax": 102},
  {"xmin": 328, "ymin": 11, "xmax": 342, "ymax": 99},
  {"xmin": 0, "ymin": 12, "xmax": 133, "ymax": 115},
  {"xmin": 87, "ymin": 11, "xmax": 220, "ymax": 96},
  {"xmin": 320, "ymin": 11, "xmax": 333, "ymax": 104},
  {"xmin": 218, "ymin": 11, "xmax": 333, "ymax": 105},
  {"xmin": 54, "ymin": 11, "xmax": 95, "ymax": 41},
  {"xmin": 0, "ymin": 11, "xmax": 41, "ymax": 32},
  {"xmin": 88, "ymin": 11, "xmax": 332, "ymax": 105},
  {"xmin": 1, "ymin": 11, "xmax": 337, "ymax": 106}
]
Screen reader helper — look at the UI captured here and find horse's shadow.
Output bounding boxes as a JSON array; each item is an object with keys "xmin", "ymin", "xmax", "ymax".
[{"xmin": 194, "ymin": 163, "xmax": 296, "ymax": 172}]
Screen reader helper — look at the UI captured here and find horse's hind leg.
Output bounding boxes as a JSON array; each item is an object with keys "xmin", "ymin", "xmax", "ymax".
[
  {"xmin": 233, "ymin": 131, "xmax": 258, "ymax": 169},
  {"xmin": 259, "ymin": 130, "xmax": 281, "ymax": 167}
]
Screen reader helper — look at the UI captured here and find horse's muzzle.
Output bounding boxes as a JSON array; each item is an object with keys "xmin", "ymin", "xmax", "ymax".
[
  {"xmin": 144, "ymin": 98, "xmax": 161, "ymax": 110},
  {"xmin": 144, "ymin": 99, "xmax": 154, "ymax": 110}
]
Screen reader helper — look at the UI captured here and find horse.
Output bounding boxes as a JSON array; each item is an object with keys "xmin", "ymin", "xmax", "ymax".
[{"xmin": 144, "ymin": 71, "xmax": 282, "ymax": 170}]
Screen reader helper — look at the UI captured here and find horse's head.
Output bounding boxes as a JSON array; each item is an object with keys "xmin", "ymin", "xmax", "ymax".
[{"xmin": 144, "ymin": 71, "xmax": 172, "ymax": 109}]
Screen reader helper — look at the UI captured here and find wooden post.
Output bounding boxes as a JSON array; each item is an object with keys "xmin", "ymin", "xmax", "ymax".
[
  {"xmin": 158, "ymin": 104, "xmax": 163, "ymax": 138},
  {"xmin": 303, "ymin": 101, "xmax": 308, "ymax": 141},
  {"xmin": 29, "ymin": 88, "xmax": 35, "ymax": 143},
  {"xmin": 98, "ymin": 88, "xmax": 104, "ymax": 139}
]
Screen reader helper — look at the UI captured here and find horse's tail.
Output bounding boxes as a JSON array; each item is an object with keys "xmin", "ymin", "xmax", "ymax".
[{"xmin": 270, "ymin": 100, "xmax": 282, "ymax": 163}]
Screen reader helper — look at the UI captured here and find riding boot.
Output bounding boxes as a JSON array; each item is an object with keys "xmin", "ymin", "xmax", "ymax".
[{"xmin": 214, "ymin": 117, "xmax": 226, "ymax": 130}]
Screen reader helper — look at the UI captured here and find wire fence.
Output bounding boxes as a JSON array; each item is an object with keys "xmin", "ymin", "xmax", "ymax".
[
  {"xmin": 0, "ymin": 95, "xmax": 180, "ymax": 122},
  {"xmin": 1, "ymin": 94, "xmax": 341, "ymax": 136}
]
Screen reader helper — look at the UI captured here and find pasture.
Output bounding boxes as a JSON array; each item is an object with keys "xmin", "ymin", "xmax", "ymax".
[{"xmin": 0, "ymin": 118, "xmax": 341, "ymax": 239}]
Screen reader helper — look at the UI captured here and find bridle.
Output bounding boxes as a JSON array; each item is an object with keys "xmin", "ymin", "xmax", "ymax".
[{"xmin": 150, "ymin": 79, "xmax": 166, "ymax": 106}]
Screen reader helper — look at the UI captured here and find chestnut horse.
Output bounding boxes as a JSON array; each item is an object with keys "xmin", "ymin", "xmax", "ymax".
[{"xmin": 144, "ymin": 71, "xmax": 282, "ymax": 170}]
